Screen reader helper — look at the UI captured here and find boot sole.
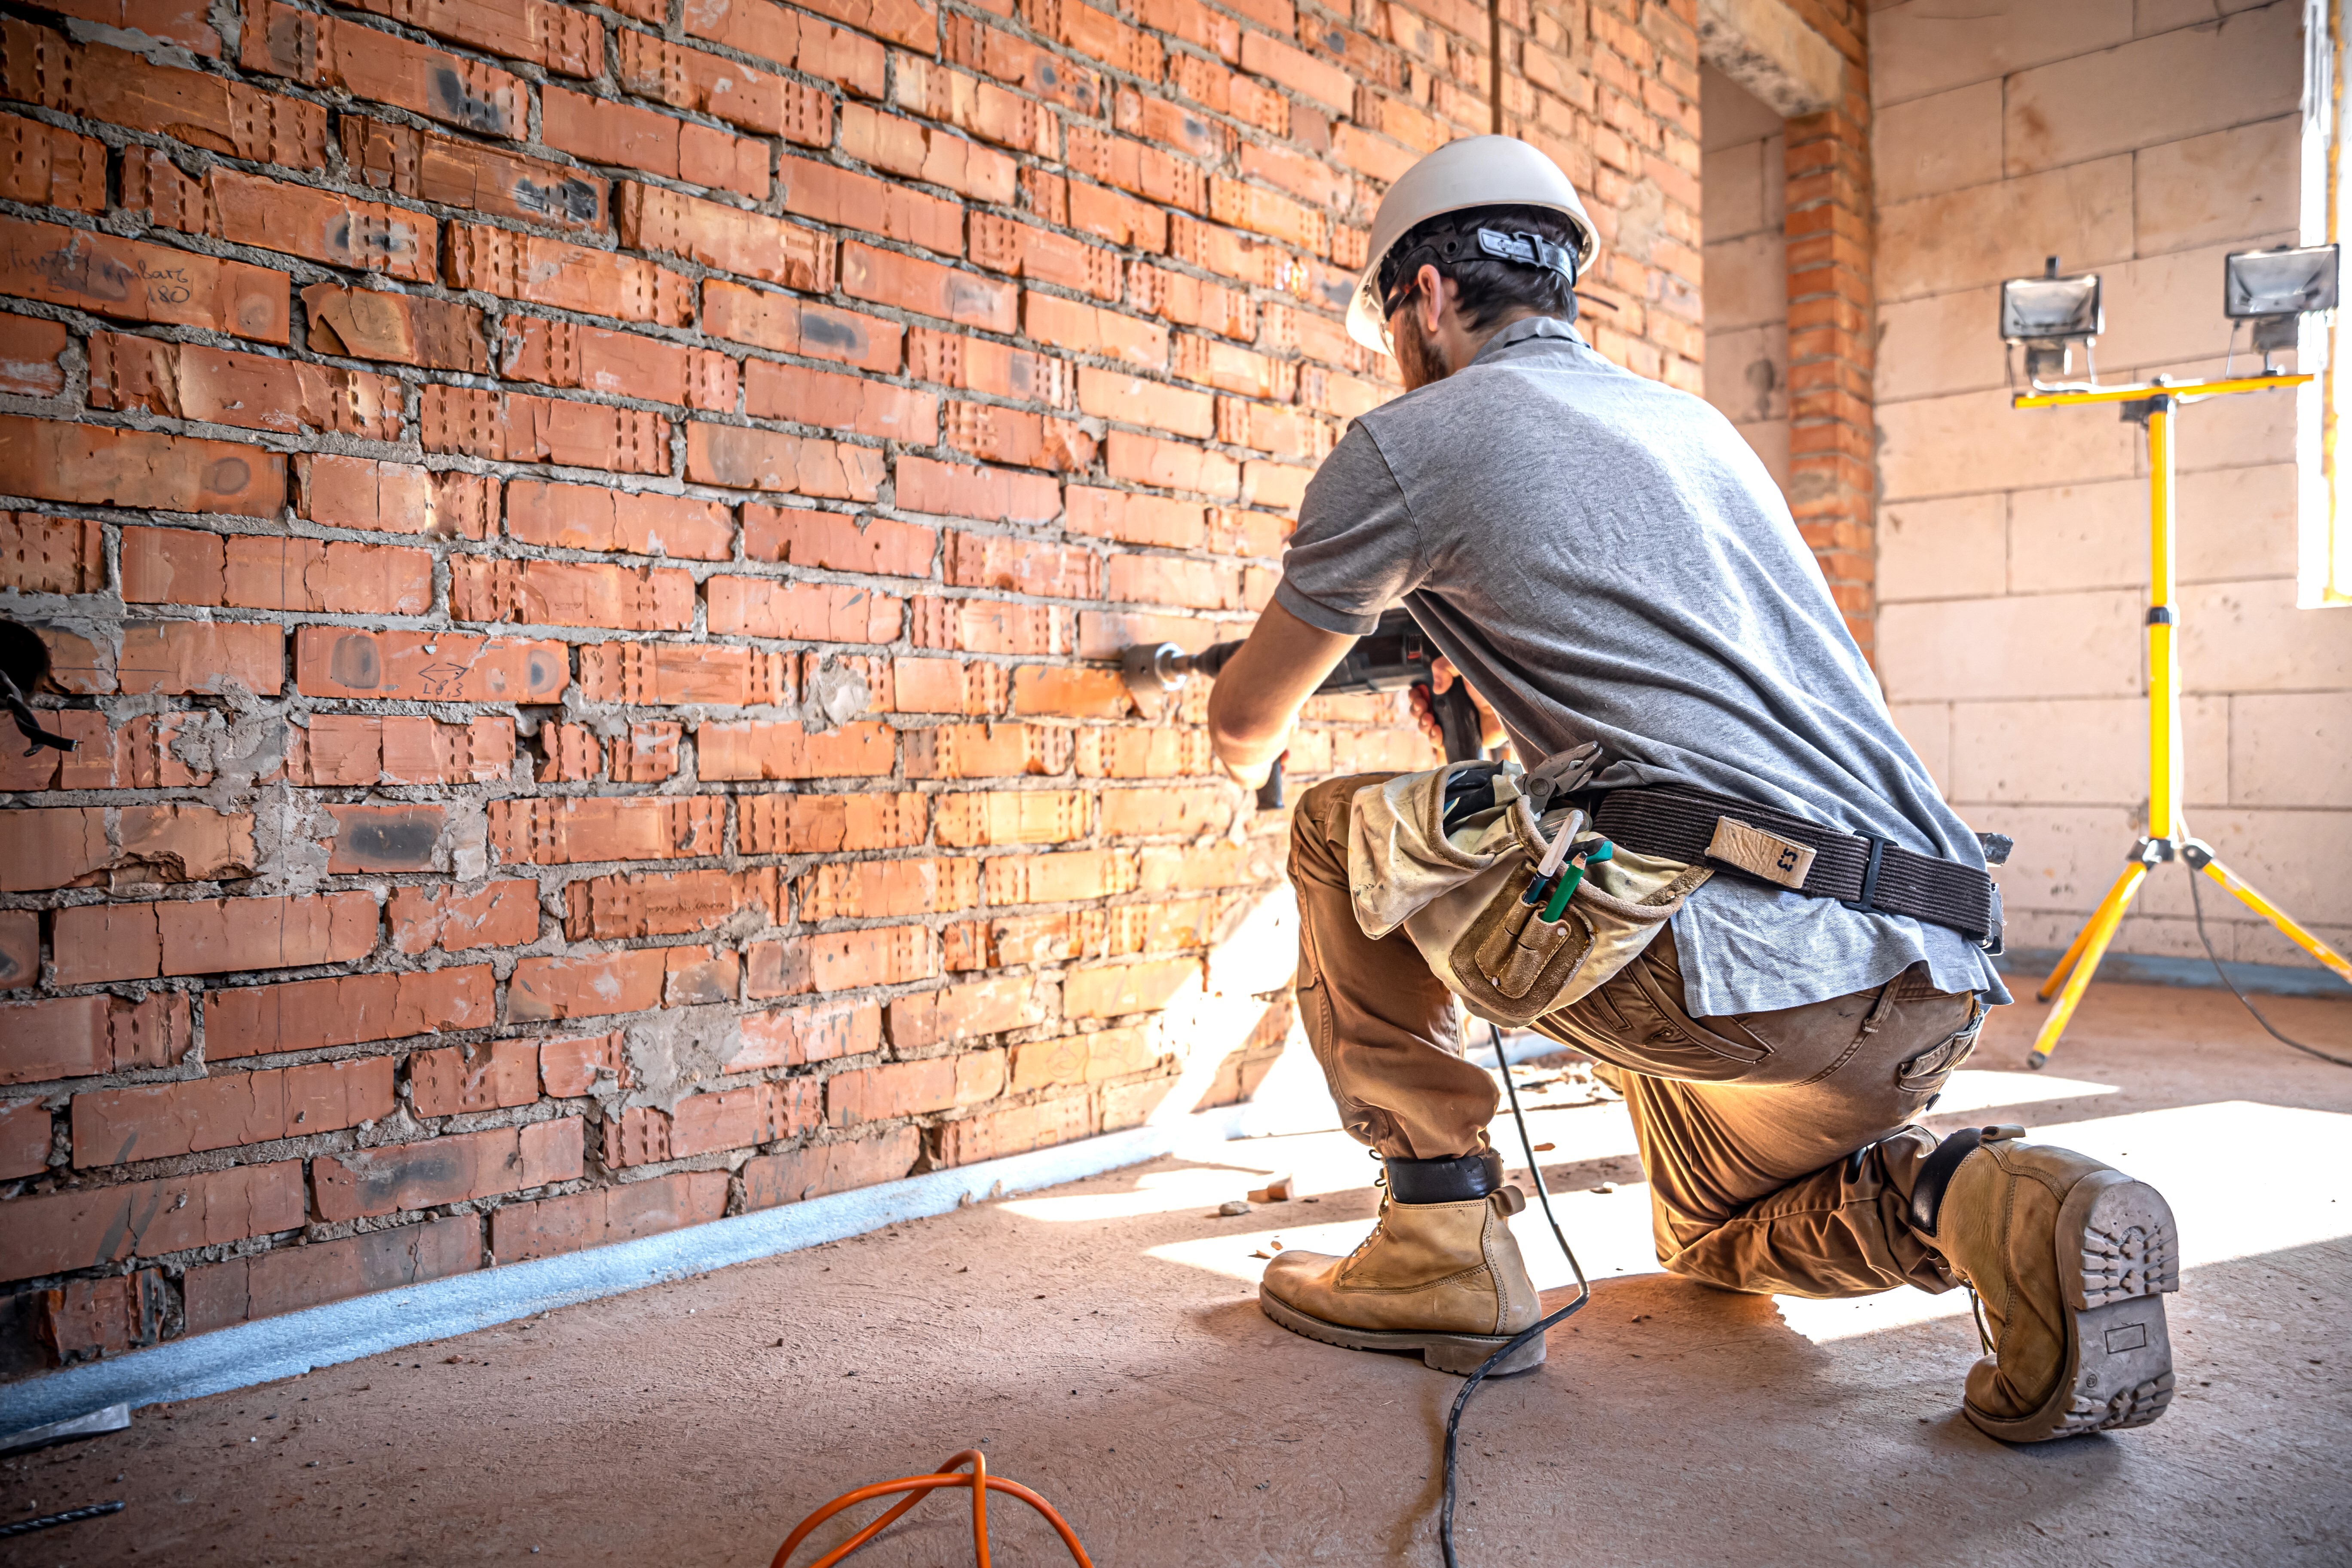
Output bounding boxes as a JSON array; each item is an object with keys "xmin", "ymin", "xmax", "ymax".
[
  {"xmin": 1257, "ymin": 1286, "xmax": 1546, "ymax": 1377},
  {"xmin": 1968, "ymin": 1170, "xmax": 2180, "ymax": 1443}
]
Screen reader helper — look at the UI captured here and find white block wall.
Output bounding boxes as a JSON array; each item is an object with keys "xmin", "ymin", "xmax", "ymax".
[
  {"xmin": 1870, "ymin": 0, "xmax": 2352, "ymax": 974},
  {"xmin": 1702, "ymin": 64, "xmax": 1792, "ymax": 491}
]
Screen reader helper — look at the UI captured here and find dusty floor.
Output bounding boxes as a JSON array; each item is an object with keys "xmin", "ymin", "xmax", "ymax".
[{"xmin": 5, "ymin": 979, "xmax": 2351, "ymax": 1567}]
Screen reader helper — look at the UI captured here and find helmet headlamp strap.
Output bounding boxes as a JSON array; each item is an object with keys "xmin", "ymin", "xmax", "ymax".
[{"xmin": 1377, "ymin": 224, "xmax": 1579, "ymax": 318}]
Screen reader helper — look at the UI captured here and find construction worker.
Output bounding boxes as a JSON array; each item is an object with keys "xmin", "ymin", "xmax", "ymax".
[{"xmin": 1204, "ymin": 135, "xmax": 2180, "ymax": 1442}]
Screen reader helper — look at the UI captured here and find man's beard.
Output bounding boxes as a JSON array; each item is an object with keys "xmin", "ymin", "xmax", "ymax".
[{"xmin": 1394, "ymin": 308, "xmax": 1449, "ymax": 389}]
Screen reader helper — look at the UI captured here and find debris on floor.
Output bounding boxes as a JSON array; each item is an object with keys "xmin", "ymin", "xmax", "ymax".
[
  {"xmin": 1217, "ymin": 1199, "xmax": 1251, "ymax": 1216},
  {"xmin": 1247, "ymin": 1174, "xmax": 1294, "ymax": 1203}
]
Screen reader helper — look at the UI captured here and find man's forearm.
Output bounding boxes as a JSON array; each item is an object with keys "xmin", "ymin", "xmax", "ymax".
[{"xmin": 1204, "ymin": 600, "xmax": 1356, "ymax": 784}]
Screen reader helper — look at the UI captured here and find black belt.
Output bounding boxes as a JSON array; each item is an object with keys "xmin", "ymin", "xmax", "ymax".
[{"xmin": 1589, "ymin": 786, "xmax": 2004, "ymax": 952}]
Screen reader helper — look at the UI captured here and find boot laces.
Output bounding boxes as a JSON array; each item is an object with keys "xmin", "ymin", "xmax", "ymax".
[{"xmin": 1967, "ymin": 1284, "xmax": 1995, "ymax": 1356}]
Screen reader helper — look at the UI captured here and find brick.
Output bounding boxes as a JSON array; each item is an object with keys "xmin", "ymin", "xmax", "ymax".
[
  {"xmin": 542, "ymin": 86, "xmax": 768, "ymax": 200},
  {"xmin": 0, "ymin": 804, "xmax": 251, "ymax": 892},
  {"xmin": 948, "ymin": 15, "xmax": 1101, "ymax": 112},
  {"xmin": 944, "ymin": 531, "xmax": 1100, "ymax": 597},
  {"xmin": 579, "ymin": 642, "xmax": 794, "ymax": 705},
  {"xmin": 986, "ymin": 848, "xmax": 1138, "ymax": 904},
  {"xmin": 1129, "ymin": 262, "xmax": 1255, "ymax": 341},
  {"xmin": 295, "ymin": 628, "xmax": 567, "ymax": 703},
  {"xmin": 744, "ymin": 360, "xmax": 939, "ymax": 442},
  {"xmin": 776, "ymin": 154, "xmax": 964, "ymax": 256},
  {"xmin": 288, "ymin": 715, "xmax": 516, "ymax": 786},
  {"xmin": 564, "ymin": 867, "xmax": 779, "ymax": 939},
  {"xmin": 608, "ymin": 1077, "xmax": 812, "ymax": 1166},
  {"xmin": 127, "ymin": 156, "xmax": 439, "ymax": 283},
  {"xmin": 697, "ymin": 719, "xmax": 895, "ymax": 780},
  {"xmin": 500, "ymin": 317, "xmax": 691, "ymax": 404},
  {"xmin": 116, "ymin": 621, "xmax": 284, "ymax": 695},
  {"xmin": 1074, "ymin": 725, "xmax": 1212, "ymax": 776},
  {"xmin": 446, "ymin": 224, "xmax": 691, "ymax": 326},
  {"xmin": 744, "ymin": 507, "xmax": 936, "ymax": 577},
  {"xmin": 741, "ymin": 1125, "xmax": 919, "ymax": 1209},
  {"xmin": 736, "ymin": 1001, "xmax": 882, "ymax": 1069},
  {"xmin": 423, "ymin": 385, "xmax": 670, "ymax": 474},
  {"xmin": 193, "ymin": 1214, "xmax": 484, "ymax": 1332},
  {"xmin": 745, "ymin": 925, "xmax": 936, "ymax": 996},
  {"xmin": 1106, "ymin": 553, "xmax": 1243, "ymax": 609},
  {"xmin": 0, "ymin": 806, "xmax": 106, "ymax": 892},
  {"xmin": 509, "ymin": 949, "xmax": 668, "ymax": 1021},
  {"xmin": 891, "ymin": 656, "xmax": 1003, "ymax": 715},
  {"xmin": 616, "ymin": 31, "xmax": 845, "ymax": 139},
  {"xmin": 1078, "ymin": 368, "xmax": 1217, "ymax": 437},
  {"xmin": 686, "ymin": 423, "xmax": 886, "ymax": 500},
  {"xmin": 409, "ymin": 1038, "xmax": 539, "ymax": 1117},
  {"xmin": 896, "ymin": 455, "xmax": 1060, "ymax": 523},
  {"xmin": 0, "ymin": 21, "xmax": 325, "ymax": 167},
  {"xmin": 1011, "ymin": 665, "xmax": 1131, "ymax": 717},
  {"xmin": 123, "ymin": 529, "xmax": 431, "ymax": 615},
  {"xmin": 72, "ymin": 1056, "xmax": 393, "ymax": 1167},
  {"xmin": 315, "ymin": 1120, "xmax": 581, "ymax": 1222},
  {"xmin": 706, "ymin": 578, "xmax": 903, "ymax": 643},
  {"xmin": 245, "ymin": 4, "xmax": 525, "ymax": 138},
  {"xmin": 826, "ymin": 1048, "xmax": 1001, "ymax": 1125},
  {"xmin": 1065, "ymin": 486, "xmax": 1206, "ymax": 547},
  {"xmin": 1064, "ymin": 125, "xmax": 1209, "ymax": 214},
  {"xmin": 1138, "ymin": 840, "xmax": 1255, "ymax": 889},
  {"xmin": 0, "ymin": 1099, "xmax": 48, "ymax": 1179},
  {"xmin": 903, "ymin": 722, "xmax": 1071, "ymax": 778},
  {"xmin": 738, "ymin": 792, "xmax": 925, "ymax": 853},
  {"xmin": 37, "ymin": 1268, "xmax": 165, "ymax": 1359},
  {"xmin": 0, "ymin": 113, "xmax": 101, "ymax": 212},
  {"xmin": 537, "ymin": 721, "xmax": 602, "ymax": 782},
  {"xmin": 797, "ymin": 858, "xmax": 978, "ymax": 919},
  {"xmin": 886, "ymin": 975, "xmax": 1042, "ymax": 1050},
  {"xmin": 970, "ymin": 215, "xmax": 1121, "ymax": 299},
  {"xmin": 0, "ymin": 910, "xmax": 34, "ymax": 987},
  {"xmin": 908, "ymin": 327, "xmax": 1069, "ymax": 405},
  {"xmin": 203, "ymin": 967, "xmax": 491, "ymax": 1062},
  {"xmin": 1064, "ymin": 956, "xmax": 1199, "ymax": 1019},
  {"xmin": 840, "ymin": 104, "xmax": 1016, "ymax": 203},
  {"xmin": 842, "ymin": 242, "xmax": 1018, "ymax": 333},
  {"xmin": 339, "ymin": 0, "xmax": 601, "ymax": 76},
  {"xmin": 0, "ymin": 416, "xmax": 286, "ymax": 518},
  {"xmin": 323, "ymin": 803, "xmax": 445, "ymax": 874},
  {"xmin": 613, "ymin": 720, "xmax": 684, "ymax": 783},
  {"xmin": 704, "ymin": 281, "xmax": 903, "ymax": 372},
  {"xmin": 0, "ymin": 1161, "xmax": 302, "ymax": 1277},
  {"xmin": 0, "ymin": 318, "xmax": 65, "ymax": 401},
  {"xmin": 0, "ymin": 992, "xmax": 189, "ymax": 1086},
  {"xmin": 1132, "ymin": 0, "xmax": 1239, "ymax": 61},
  {"xmin": 453, "ymin": 557, "xmax": 696, "ymax": 632},
  {"xmin": 297, "ymin": 456, "xmax": 494, "ymax": 539},
  {"xmin": 299, "ymin": 285, "xmax": 481, "ymax": 371},
  {"xmin": 504, "ymin": 481, "xmax": 732, "ymax": 563},
  {"xmin": 490, "ymin": 1170, "xmax": 727, "ymax": 1263},
  {"xmin": 1104, "ymin": 430, "xmax": 1240, "ymax": 498},
  {"xmin": 619, "ymin": 184, "xmax": 833, "ymax": 290},
  {"xmin": 1008, "ymin": 1024, "xmax": 1155, "ymax": 1089},
  {"xmin": 936, "ymin": 1092, "xmax": 1090, "ymax": 1164},
  {"xmin": 537, "ymin": 1030, "xmax": 625, "ymax": 1099},
  {"xmin": 909, "ymin": 597, "xmax": 1074, "ymax": 656},
  {"xmin": 941, "ymin": 404, "xmax": 1094, "ymax": 472},
  {"xmin": 932, "ymin": 790, "xmax": 1086, "ymax": 846},
  {"xmin": 1023, "ymin": 0, "xmax": 1161, "ymax": 75},
  {"xmin": 489, "ymin": 795, "xmax": 723, "ymax": 865}
]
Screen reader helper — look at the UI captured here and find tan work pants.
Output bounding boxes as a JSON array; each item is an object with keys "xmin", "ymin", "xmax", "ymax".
[{"xmin": 1290, "ymin": 773, "xmax": 1984, "ymax": 1299}]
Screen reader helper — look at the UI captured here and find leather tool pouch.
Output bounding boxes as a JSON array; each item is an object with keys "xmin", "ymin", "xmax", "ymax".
[{"xmin": 1350, "ymin": 762, "xmax": 1715, "ymax": 1028}]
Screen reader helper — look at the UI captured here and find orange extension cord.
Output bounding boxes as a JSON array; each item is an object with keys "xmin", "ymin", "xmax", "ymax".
[{"xmin": 771, "ymin": 1449, "xmax": 1094, "ymax": 1568}]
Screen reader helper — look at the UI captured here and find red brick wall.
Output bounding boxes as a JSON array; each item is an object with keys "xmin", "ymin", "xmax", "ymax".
[{"xmin": 0, "ymin": 0, "xmax": 1724, "ymax": 1372}]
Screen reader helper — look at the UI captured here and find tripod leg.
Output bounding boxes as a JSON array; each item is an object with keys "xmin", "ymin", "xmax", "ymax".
[
  {"xmin": 2195, "ymin": 856, "xmax": 2352, "ymax": 988},
  {"xmin": 2037, "ymin": 861, "xmax": 2148, "ymax": 1002},
  {"xmin": 2029, "ymin": 861, "xmax": 2151, "ymax": 1069}
]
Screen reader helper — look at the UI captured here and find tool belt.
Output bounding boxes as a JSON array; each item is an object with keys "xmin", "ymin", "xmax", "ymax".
[
  {"xmin": 1589, "ymin": 786, "xmax": 2004, "ymax": 952},
  {"xmin": 1350, "ymin": 761, "xmax": 1714, "ymax": 1028}
]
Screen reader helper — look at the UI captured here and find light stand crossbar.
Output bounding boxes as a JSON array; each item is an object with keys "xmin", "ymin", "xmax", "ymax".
[{"xmin": 2012, "ymin": 373, "xmax": 2352, "ymax": 1067}]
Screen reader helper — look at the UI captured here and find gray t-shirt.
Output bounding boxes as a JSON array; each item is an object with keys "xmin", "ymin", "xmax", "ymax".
[{"xmin": 1277, "ymin": 317, "xmax": 2009, "ymax": 1017}]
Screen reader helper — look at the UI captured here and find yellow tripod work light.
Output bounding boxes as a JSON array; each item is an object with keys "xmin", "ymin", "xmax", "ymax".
[{"xmin": 2000, "ymin": 250, "xmax": 2352, "ymax": 1067}]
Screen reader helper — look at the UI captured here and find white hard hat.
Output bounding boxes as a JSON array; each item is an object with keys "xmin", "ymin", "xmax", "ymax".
[{"xmin": 1346, "ymin": 135, "xmax": 1600, "ymax": 354}]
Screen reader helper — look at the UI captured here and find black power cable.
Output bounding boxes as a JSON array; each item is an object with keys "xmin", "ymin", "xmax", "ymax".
[
  {"xmin": 1438, "ymin": 1024, "xmax": 1592, "ymax": 1568},
  {"xmin": 2187, "ymin": 862, "xmax": 2352, "ymax": 1069}
]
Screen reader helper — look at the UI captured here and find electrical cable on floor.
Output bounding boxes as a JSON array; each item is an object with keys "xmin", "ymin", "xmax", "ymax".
[
  {"xmin": 2188, "ymin": 867, "xmax": 2352, "ymax": 1069},
  {"xmin": 0, "ymin": 1501, "xmax": 122, "ymax": 1539},
  {"xmin": 771, "ymin": 1447, "xmax": 1091, "ymax": 1568},
  {"xmin": 1439, "ymin": 1024, "xmax": 1593, "ymax": 1568}
]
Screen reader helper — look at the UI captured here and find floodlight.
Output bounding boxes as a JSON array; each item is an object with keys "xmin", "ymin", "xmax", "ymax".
[
  {"xmin": 2223, "ymin": 243, "xmax": 2339, "ymax": 318},
  {"xmin": 1999, "ymin": 256, "xmax": 2102, "ymax": 386}
]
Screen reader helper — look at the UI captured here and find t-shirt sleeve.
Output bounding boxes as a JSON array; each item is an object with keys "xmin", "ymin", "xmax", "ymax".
[{"xmin": 1273, "ymin": 420, "xmax": 1424, "ymax": 636}]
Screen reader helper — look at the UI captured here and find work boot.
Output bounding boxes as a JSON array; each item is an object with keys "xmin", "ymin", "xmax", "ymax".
[
  {"xmin": 1911, "ymin": 1125, "xmax": 2180, "ymax": 1441},
  {"xmin": 1259, "ymin": 1149, "xmax": 1545, "ymax": 1375}
]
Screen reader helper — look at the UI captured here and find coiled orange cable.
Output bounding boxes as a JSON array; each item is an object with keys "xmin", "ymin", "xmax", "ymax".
[{"xmin": 770, "ymin": 1448, "xmax": 1094, "ymax": 1568}]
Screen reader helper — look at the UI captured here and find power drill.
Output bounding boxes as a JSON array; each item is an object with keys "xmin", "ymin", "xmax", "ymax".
[{"xmin": 1118, "ymin": 606, "xmax": 1488, "ymax": 808}]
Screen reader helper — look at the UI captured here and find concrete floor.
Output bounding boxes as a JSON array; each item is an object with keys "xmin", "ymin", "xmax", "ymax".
[{"xmin": 6, "ymin": 979, "xmax": 2351, "ymax": 1567}]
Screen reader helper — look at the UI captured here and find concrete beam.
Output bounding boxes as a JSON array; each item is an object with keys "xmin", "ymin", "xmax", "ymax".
[{"xmin": 1698, "ymin": 0, "xmax": 1845, "ymax": 119}]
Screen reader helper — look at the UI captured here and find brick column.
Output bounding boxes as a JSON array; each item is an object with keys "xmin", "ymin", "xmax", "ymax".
[{"xmin": 1781, "ymin": 11, "xmax": 1874, "ymax": 655}]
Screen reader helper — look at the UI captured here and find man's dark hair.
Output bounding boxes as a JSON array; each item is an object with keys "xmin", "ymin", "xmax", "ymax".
[{"xmin": 1376, "ymin": 203, "xmax": 1581, "ymax": 333}]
